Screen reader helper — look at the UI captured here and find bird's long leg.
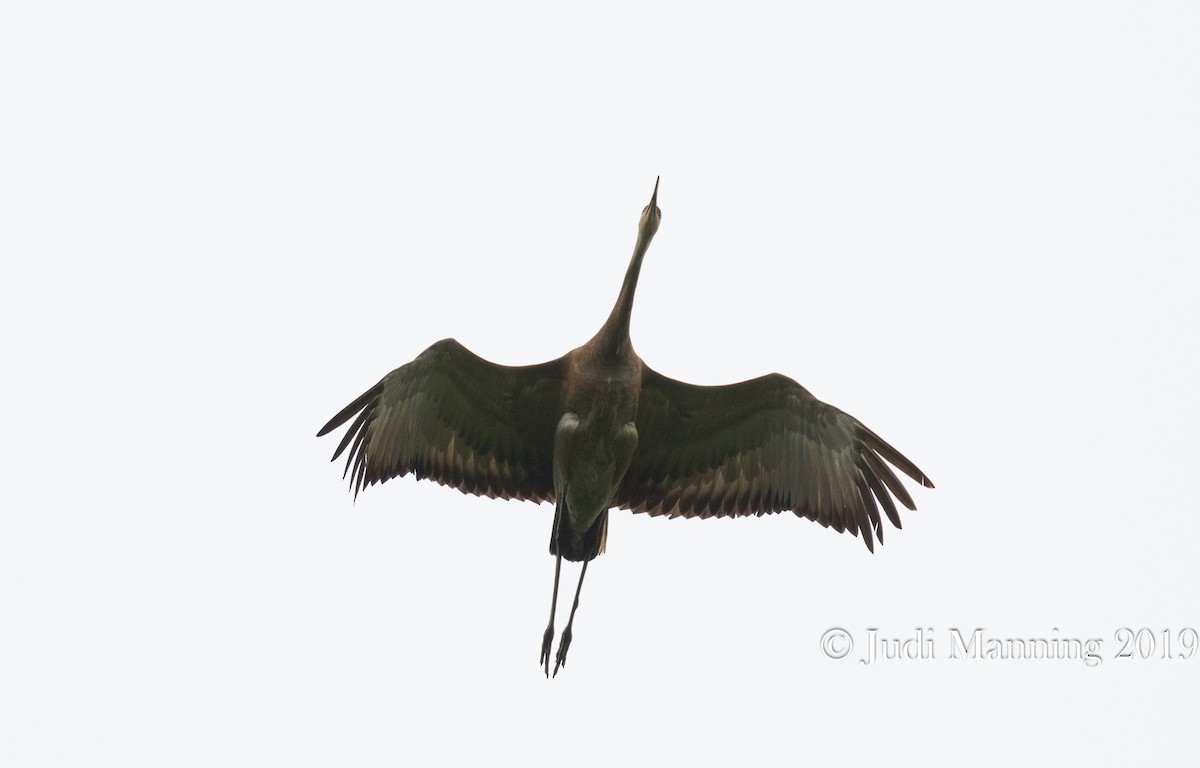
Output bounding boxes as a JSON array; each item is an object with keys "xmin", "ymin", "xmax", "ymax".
[
  {"xmin": 553, "ymin": 560, "xmax": 588, "ymax": 677},
  {"xmin": 540, "ymin": 554, "xmax": 562, "ymax": 677}
]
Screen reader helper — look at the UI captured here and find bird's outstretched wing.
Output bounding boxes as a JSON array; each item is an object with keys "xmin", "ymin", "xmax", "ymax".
[
  {"xmin": 318, "ymin": 338, "xmax": 566, "ymax": 503},
  {"xmin": 614, "ymin": 366, "xmax": 933, "ymax": 551}
]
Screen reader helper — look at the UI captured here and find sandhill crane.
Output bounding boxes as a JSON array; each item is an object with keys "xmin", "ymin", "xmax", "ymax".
[{"xmin": 318, "ymin": 178, "xmax": 933, "ymax": 676}]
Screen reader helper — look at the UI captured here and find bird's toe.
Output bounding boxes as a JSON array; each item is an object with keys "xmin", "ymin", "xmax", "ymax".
[
  {"xmin": 540, "ymin": 625, "xmax": 555, "ymax": 677},
  {"xmin": 552, "ymin": 627, "xmax": 573, "ymax": 677}
]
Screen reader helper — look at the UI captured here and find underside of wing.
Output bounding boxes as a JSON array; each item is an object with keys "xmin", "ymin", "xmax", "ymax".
[
  {"xmin": 317, "ymin": 338, "xmax": 566, "ymax": 503},
  {"xmin": 615, "ymin": 366, "xmax": 933, "ymax": 551}
]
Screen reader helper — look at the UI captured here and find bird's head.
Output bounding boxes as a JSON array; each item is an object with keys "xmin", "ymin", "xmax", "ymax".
[{"xmin": 637, "ymin": 176, "xmax": 662, "ymax": 243}]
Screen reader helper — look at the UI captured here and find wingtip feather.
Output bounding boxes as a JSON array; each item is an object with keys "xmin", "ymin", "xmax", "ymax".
[{"xmin": 317, "ymin": 380, "xmax": 385, "ymax": 438}]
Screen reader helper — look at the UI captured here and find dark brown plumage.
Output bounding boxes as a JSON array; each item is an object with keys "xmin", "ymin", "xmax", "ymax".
[{"xmin": 319, "ymin": 178, "xmax": 932, "ymax": 675}]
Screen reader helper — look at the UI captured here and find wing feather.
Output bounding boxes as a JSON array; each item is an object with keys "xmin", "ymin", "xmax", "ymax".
[
  {"xmin": 614, "ymin": 366, "xmax": 933, "ymax": 550},
  {"xmin": 318, "ymin": 338, "xmax": 565, "ymax": 503}
]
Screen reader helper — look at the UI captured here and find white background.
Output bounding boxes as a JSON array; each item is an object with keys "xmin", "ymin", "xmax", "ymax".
[{"xmin": 3, "ymin": 2, "xmax": 1197, "ymax": 765}]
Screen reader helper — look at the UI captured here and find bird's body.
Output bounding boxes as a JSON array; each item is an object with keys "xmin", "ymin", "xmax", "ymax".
[
  {"xmin": 319, "ymin": 179, "xmax": 933, "ymax": 675},
  {"xmin": 553, "ymin": 339, "xmax": 642, "ymax": 561}
]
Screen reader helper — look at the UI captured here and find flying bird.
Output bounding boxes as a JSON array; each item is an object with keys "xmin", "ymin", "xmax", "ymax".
[{"xmin": 318, "ymin": 178, "xmax": 933, "ymax": 676}]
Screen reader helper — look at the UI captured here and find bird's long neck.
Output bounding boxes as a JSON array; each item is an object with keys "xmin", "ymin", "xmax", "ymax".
[{"xmin": 594, "ymin": 233, "xmax": 652, "ymax": 359}]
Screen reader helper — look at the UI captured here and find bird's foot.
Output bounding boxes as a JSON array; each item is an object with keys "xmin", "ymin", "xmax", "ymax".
[
  {"xmin": 540, "ymin": 624, "xmax": 554, "ymax": 677},
  {"xmin": 552, "ymin": 626, "xmax": 573, "ymax": 677}
]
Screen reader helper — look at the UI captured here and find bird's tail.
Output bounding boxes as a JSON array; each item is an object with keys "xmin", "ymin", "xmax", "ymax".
[{"xmin": 549, "ymin": 502, "xmax": 608, "ymax": 562}]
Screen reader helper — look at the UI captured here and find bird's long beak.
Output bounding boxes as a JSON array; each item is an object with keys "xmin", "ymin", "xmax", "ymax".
[{"xmin": 650, "ymin": 176, "xmax": 660, "ymax": 208}]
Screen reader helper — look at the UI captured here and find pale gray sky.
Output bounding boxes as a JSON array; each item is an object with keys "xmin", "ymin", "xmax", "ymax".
[{"xmin": 3, "ymin": 2, "xmax": 1197, "ymax": 765}]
